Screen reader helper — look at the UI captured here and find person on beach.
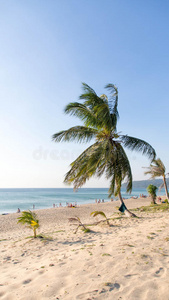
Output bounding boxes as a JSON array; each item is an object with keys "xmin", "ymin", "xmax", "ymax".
[
  {"xmin": 33, "ymin": 204, "xmax": 35, "ymax": 209},
  {"xmin": 17, "ymin": 208, "xmax": 20, "ymax": 213},
  {"xmin": 158, "ymin": 197, "xmax": 162, "ymax": 203},
  {"xmin": 53, "ymin": 203, "xmax": 55, "ymax": 208}
]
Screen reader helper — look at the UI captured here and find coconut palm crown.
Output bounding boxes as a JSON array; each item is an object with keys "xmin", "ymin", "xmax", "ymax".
[
  {"xmin": 53, "ymin": 83, "xmax": 156, "ymax": 215},
  {"xmin": 144, "ymin": 158, "xmax": 169, "ymax": 201}
]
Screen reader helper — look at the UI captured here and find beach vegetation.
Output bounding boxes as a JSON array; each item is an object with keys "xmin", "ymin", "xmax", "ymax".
[
  {"xmin": 26, "ymin": 234, "xmax": 53, "ymax": 242},
  {"xmin": 147, "ymin": 184, "xmax": 158, "ymax": 204},
  {"xmin": 17, "ymin": 210, "xmax": 39, "ymax": 238},
  {"xmin": 132, "ymin": 203, "xmax": 169, "ymax": 213},
  {"xmin": 38, "ymin": 234, "xmax": 53, "ymax": 241},
  {"xmin": 91, "ymin": 211, "xmax": 110, "ymax": 226},
  {"xmin": 82, "ymin": 228, "xmax": 91, "ymax": 233},
  {"xmin": 50, "ymin": 230, "xmax": 65, "ymax": 233},
  {"xmin": 68, "ymin": 216, "xmax": 90, "ymax": 234},
  {"xmin": 144, "ymin": 158, "xmax": 169, "ymax": 202},
  {"xmin": 53, "ymin": 83, "xmax": 156, "ymax": 217},
  {"xmin": 147, "ymin": 235, "xmax": 154, "ymax": 240},
  {"xmin": 102, "ymin": 253, "xmax": 111, "ymax": 256}
]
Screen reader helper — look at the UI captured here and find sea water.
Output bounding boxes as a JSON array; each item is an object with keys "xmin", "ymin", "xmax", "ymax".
[{"xmin": 0, "ymin": 188, "xmax": 165, "ymax": 214}]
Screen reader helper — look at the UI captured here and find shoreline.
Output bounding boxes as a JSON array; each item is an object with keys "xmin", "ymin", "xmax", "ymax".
[
  {"xmin": 0, "ymin": 188, "xmax": 166, "ymax": 215},
  {"xmin": 0, "ymin": 193, "xmax": 165, "ymax": 215}
]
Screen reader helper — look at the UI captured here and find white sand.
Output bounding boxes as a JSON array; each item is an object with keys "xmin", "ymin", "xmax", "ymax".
[{"xmin": 0, "ymin": 196, "xmax": 169, "ymax": 300}]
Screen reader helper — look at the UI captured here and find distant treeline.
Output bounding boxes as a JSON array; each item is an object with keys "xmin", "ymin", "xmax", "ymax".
[{"xmin": 122, "ymin": 178, "xmax": 169, "ymax": 189}]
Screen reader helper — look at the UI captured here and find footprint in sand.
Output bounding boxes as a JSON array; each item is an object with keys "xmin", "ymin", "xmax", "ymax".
[
  {"xmin": 76, "ymin": 289, "xmax": 99, "ymax": 299},
  {"xmin": 77, "ymin": 283, "xmax": 120, "ymax": 299},
  {"xmin": 103, "ymin": 282, "xmax": 120, "ymax": 292},
  {"xmin": 22, "ymin": 279, "xmax": 32, "ymax": 284},
  {"xmin": 155, "ymin": 267, "xmax": 164, "ymax": 277}
]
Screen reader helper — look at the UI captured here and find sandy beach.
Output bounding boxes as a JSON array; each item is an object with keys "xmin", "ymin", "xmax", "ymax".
[{"xmin": 1, "ymin": 196, "xmax": 169, "ymax": 300}]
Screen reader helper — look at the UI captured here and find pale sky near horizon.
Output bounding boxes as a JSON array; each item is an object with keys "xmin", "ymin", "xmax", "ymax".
[{"xmin": 0, "ymin": 0, "xmax": 169, "ymax": 188}]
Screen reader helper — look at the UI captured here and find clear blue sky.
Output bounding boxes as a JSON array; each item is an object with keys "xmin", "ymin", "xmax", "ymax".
[{"xmin": 0, "ymin": 0, "xmax": 169, "ymax": 188}]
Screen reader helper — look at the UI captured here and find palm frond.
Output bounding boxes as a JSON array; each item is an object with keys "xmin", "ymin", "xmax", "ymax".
[
  {"xmin": 105, "ymin": 142, "xmax": 132, "ymax": 197},
  {"xmin": 144, "ymin": 158, "xmax": 166, "ymax": 178},
  {"xmin": 78, "ymin": 83, "xmax": 113, "ymax": 130},
  {"xmin": 81, "ymin": 82, "xmax": 97, "ymax": 95},
  {"xmin": 17, "ymin": 210, "xmax": 38, "ymax": 225},
  {"xmin": 52, "ymin": 126, "xmax": 97, "ymax": 143},
  {"xmin": 108, "ymin": 175, "xmax": 116, "ymax": 197},
  {"xmin": 100, "ymin": 94, "xmax": 108, "ymax": 102},
  {"xmin": 144, "ymin": 166, "xmax": 163, "ymax": 178},
  {"xmin": 64, "ymin": 139, "xmax": 119, "ymax": 190},
  {"xmin": 79, "ymin": 83, "xmax": 104, "ymax": 108},
  {"xmin": 64, "ymin": 142, "xmax": 98, "ymax": 190},
  {"xmin": 91, "ymin": 211, "xmax": 106, "ymax": 218},
  {"xmin": 64, "ymin": 102, "xmax": 98, "ymax": 127},
  {"xmin": 121, "ymin": 135, "xmax": 156, "ymax": 160},
  {"xmin": 91, "ymin": 211, "xmax": 110, "ymax": 225},
  {"xmin": 105, "ymin": 83, "xmax": 119, "ymax": 129}
]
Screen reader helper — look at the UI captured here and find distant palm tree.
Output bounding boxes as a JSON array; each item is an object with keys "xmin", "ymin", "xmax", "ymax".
[
  {"xmin": 53, "ymin": 83, "xmax": 156, "ymax": 217},
  {"xmin": 147, "ymin": 184, "xmax": 158, "ymax": 204},
  {"xmin": 144, "ymin": 158, "xmax": 169, "ymax": 202},
  {"xmin": 17, "ymin": 210, "xmax": 39, "ymax": 238}
]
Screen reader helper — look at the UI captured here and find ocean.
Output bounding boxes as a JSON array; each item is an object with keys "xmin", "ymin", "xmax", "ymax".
[{"xmin": 0, "ymin": 188, "xmax": 165, "ymax": 214}]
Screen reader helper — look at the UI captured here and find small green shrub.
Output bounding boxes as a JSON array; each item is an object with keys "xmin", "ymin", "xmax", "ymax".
[{"xmin": 82, "ymin": 228, "xmax": 91, "ymax": 233}]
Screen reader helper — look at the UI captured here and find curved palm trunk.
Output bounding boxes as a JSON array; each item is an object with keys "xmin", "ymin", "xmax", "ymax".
[
  {"xmin": 118, "ymin": 192, "xmax": 137, "ymax": 217},
  {"xmin": 163, "ymin": 175, "xmax": 169, "ymax": 201}
]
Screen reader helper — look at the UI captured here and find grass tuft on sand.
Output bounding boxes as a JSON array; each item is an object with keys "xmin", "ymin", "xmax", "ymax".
[{"xmin": 132, "ymin": 203, "xmax": 169, "ymax": 213}]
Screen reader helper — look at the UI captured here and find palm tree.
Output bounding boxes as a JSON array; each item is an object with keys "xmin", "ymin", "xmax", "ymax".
[
  {"xmin": 144, "ymin": 158, "xmax": 169, "ymax": 202},
  {"xmin": 17, "ymin": 210, "xmax": 40, "ymax": 238},
  {"xmin": 147, "ymin": 184, "xmax": 158, "ymax": 204},
  {"xmin": 53, "ymin": 83, "xmax": 156, "ymax": 217}
]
